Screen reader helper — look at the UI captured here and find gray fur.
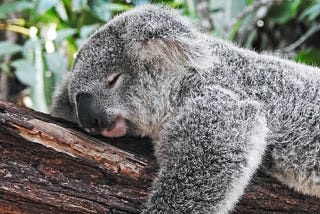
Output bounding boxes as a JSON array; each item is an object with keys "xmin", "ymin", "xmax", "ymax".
[{"xmin": 51, "ymin": 5, "xmax": 320, "ymax": 213}]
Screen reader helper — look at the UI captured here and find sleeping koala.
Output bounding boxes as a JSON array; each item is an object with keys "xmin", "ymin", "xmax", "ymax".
[{"xmin": 51, "ymin": 5, "xmax": 320, "ymax": 213}]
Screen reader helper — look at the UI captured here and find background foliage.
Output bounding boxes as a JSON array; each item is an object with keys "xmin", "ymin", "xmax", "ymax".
[{"xmin": 0, "ymin": 0, "xmax": 320, "ymax": 112}]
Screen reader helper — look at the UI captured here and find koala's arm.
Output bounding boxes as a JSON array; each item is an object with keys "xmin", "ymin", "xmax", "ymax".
[
  {"xmin": 144, "ymin": 87, "xmax": 268, "ymax": 213},
  {"xmin": 50, "ymin": 78, "xmax": 77, "ymax": 122}
]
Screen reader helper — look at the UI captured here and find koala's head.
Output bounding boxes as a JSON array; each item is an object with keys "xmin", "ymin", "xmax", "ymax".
[{"xmin": 67, "ymin": 5, "xmax": 209, "ymax": 139}]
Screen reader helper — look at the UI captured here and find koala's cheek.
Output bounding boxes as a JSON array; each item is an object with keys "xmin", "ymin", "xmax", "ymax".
[{"xmin": 101, "ymin": 119, "xmax": 127, "ymax": 138}]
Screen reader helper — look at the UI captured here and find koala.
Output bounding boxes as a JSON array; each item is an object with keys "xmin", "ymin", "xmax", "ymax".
[{"xmin": 51, "ymin": 5, "xmax": 320, "ymax": 213}]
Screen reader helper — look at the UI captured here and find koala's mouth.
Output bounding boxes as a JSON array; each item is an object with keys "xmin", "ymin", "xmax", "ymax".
[
  {"xmin": 100, "ymin": 117, "xmax": 127, "ymax": 138},
  {"xmin": 84, "ymin": 115, "xmax": 127, "ymax": 138}
]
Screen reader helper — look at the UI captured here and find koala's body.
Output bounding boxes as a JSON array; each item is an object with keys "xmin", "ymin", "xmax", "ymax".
[{"xmin": 51, "ymin": 5, "xmax": 320, "ymax": 213}]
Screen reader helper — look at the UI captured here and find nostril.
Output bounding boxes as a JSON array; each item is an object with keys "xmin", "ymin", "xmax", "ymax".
[{"xmin": 75, "ymin": 92, "xmax": 105, "ymax": 131}]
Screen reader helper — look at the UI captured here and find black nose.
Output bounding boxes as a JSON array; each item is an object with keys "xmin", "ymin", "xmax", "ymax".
[{"xmin": 76, "ymin": 92, "xmax": 108, "ymax": 134}]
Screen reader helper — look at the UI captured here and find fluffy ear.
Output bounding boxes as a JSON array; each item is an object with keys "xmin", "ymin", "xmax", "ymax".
[
  {"xmin": 142, "ymin": 37, "xmax": 199, "ymax": 66},
  {"xmin": 119, "ymin": 5, "xmax": 214, "ymax": 70},
  {"xmin": 132, "ymin": 35, "xmax": 213, "ymax": 71}
]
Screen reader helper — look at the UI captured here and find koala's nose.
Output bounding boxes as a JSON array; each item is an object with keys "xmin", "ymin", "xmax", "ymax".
[{"xmin": 76, "ymin": 92, "xmax": 107, "ymax": 134}]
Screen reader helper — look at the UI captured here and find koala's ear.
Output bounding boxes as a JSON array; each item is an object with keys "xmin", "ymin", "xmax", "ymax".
[
  {"xmin": 141, "ymin": 37, "xmax": 190, "ymax": 64},
  {"xmin": 119, "ymin": 7, "xmax": 213, "ymax": 70},
  {"xmin": 134, "ymin": 35, "xmax": 213, "ymax": 70}
]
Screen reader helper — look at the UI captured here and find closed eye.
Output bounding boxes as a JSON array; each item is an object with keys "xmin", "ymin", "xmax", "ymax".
[{"xmin": 107, "ymin": 73, "xmax": 122, "ymax": 88}]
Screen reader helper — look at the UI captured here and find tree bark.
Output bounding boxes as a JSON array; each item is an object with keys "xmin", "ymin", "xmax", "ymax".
[{"xmin": 0, "ymin": 99, "xmax": 319, "ymax": 213}]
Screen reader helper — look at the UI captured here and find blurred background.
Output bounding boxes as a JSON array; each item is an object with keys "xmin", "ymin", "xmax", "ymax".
[{"xmin": 0, "ymin": 0, "xmax": 320, "ymax": 113}]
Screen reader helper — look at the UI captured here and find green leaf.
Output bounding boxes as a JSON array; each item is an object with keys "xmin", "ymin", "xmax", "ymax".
[
  {"xmin": 22, "ymin": 40, "xmax": 35, "ymax": 60},
  {"xmin": 36, "ymin": 9, "xmax": 61, "ymax": 24},
  {"xmin": 244, "ymin": 29, "xmax": 257, "ymax": 48},
  {"xmin": 211, "ymin": 0, "xmax": 247, "ymax": 35},
  {"xmin": 299, "ymin": 2, "xmax": 320, "ymax": 21},
  {"xmin": 0, "ymin": 41, "xmax": 22, "ymax": 57},
  {"xmin": 0, "ymin": 1, "xmax": 34, "ymax": 19},
  {"xmin": 66, "ymin": 39, "xmax": 77, "ymax": 68},
  {"xmin": 56, "ymin": 28, "xmax": 77, "ymax": 43},
  {"xmin": 267, "ymin": 0, "xmax": 302, "ymax": 24},
  {"xmin": 295, "ymin": 48, "xmax": 320, "ymax": 67},
  {"xmin": 0, "ymin": 63, "xmax": 12, "ymax": 75},
  {"xmin": 246, "ymin": 0, "xmax": 254, "ymax": 4},
  {"xmin": 80, "ymin": 24, "xmax": 100, "ymax": 38},
  {"xmin": 91, "ymin": 1, "xmax": 131, "ymax": 21},
  {"xmin": 134, "ymin": 0, "xmax": 150, "ymax": 6},
  {"xmin": 72, "ymin": 0, "xmax": 88, "ymax": 12},
  {"xmin": 229, "ymin": 19, "xmax": 244, "ymax": 40},
  {"xmin": 182, "ymin": 0, "xmax": 196, "ymax": 17},
  {"xmin": 36, "ymin": 0, "xmax": 59, "ymax": 14},
  {"xmin": 33, "ymin": 40, "xmax": 49, "ymax": 112},
  {"xmin": 98, "ymin": 3, "xmax": 132, "ymax": 12},
  {"xmin": 168, "ymin": 0, "xmax": 184, "ymax": 9},
  {"xmin": 45, "ymin": 52, "xmax": 68, "ymax": 82},
  {"xmin": 76, "ymin": 38, "xmax": 86, "ymax": 48},
  {"xmin": 44, "ymin": 70, "xmax": 55, "ymax": 107},
  {"xmin": 11, "ymin": 59, "xmax": 35, "ymax": 86},
  {"xmin": 55, "ymin": 1, "xmax": 68, "ymax": 21}
]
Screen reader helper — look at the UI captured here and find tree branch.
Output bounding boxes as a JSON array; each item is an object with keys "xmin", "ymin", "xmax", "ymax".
[
  {"xmin": 276, "ymin": 23, "xmax": 320, "ymax": 53},
  {"xmin": 0, "ymin": 99, "xmax": 319, "ymax": 213}
]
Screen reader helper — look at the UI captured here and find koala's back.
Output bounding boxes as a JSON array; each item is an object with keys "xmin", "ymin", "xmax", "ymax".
[{"xmin": 201, "ymin": 37, "xmax": 320, "ymax": 197}]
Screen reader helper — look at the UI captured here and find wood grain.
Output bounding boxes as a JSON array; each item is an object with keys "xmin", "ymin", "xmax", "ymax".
[{"xmin": 0, "ymin": 99, "xmax": 319, "ymax": 213}]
